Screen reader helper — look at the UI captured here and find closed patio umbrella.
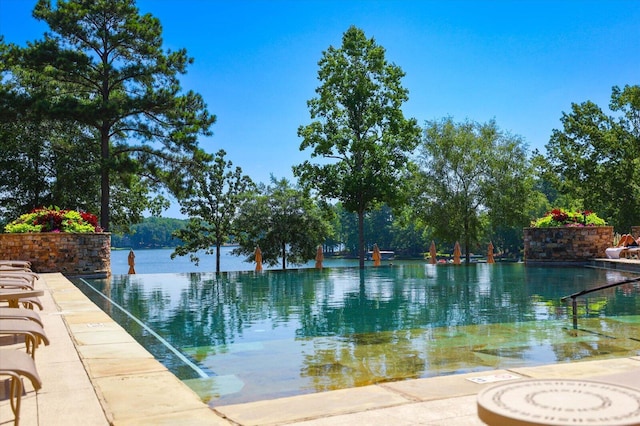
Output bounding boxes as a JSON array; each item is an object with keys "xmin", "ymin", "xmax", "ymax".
[
  {"xmin": 315, "ymin": 245, "xmax": 324, "ymax": 269},
  {"xmin": 487, "ymin": 242, "xmax": 495, "ymax": 264},
  {"xmin": 254, "ymin": 246, "xmax": 263, "ymax": 272},
  {"xmin": 429, "ymin": 241, "xmax": 437, "ymax": 265},
  {"xmin": 453, "ymin": 241, "xmax": 461, "ymax": 265},
  {"xmin": 372, "ymin": 243, "xmax": 382, "ymax": 267},
  {"xmin": 127, "ymin": 249, "xmax": 136, "ymax": 274}
]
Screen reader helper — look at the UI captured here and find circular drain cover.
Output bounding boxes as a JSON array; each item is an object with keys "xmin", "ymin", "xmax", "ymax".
[{"xmin": 477, "ymin": 379, "xmax": 640, "ymax": 426}]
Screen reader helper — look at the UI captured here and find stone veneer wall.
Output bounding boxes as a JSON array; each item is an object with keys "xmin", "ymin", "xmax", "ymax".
[
  {"xmin": 524, "ymin": 226, "xmax": 613, "ymax": 265},
  {"xmin": 0, "ymin": 233, "xmax": 110, "ymax": 277}
]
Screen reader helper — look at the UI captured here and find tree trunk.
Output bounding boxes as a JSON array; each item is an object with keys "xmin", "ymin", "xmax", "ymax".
[
  {"xmin": 215, "ymin": 243, "xmax": 221, "ymax": 274},
  {"xmin": 100, "ymin": 128, "xmax": 110, "ymax": 231},
  {"xmin": 464, "ymin": 235, "xmax": 471, "ymax": 263},
  {"xmin": 464, "ymin": 208, "xmax": 470, "ymax": 263},
  {"xmin": 282, "ymin": 241, "xmax": 287, "ymax": 270},
  {"xmin": 358, "ymin": 209, "xmax": 365, "ymax": 269}
]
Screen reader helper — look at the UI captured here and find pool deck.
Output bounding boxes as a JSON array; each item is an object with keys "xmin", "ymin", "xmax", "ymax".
[{"xmin": 2, "ymin": 262, "xmax": 639, "ymax": 426}]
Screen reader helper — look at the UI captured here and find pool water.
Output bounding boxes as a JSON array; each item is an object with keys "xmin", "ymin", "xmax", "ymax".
[{"xmin": 75, "ymin": 263, "xmax": 640, "ymax": 405}]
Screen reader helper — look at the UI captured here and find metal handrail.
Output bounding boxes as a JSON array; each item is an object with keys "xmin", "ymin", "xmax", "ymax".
[{"xmin": 560, "ymin": 276, "xmax": 640, "ymax": 329}]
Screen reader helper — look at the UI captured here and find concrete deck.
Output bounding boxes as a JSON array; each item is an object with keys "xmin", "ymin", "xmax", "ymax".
[
  {"xmin": 1, "ymin": 272, "xmax": 639, "ymax": 426},
  {"xmin": 590, "ymin": 256, "xmax": 640, "ymax": 273}
]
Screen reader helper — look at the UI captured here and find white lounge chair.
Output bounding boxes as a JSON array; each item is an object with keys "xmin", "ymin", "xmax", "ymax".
[
  {"xmin": 625, "ymin": 247, "xmax": 640, "ymax": 259},
  {"xmin": 0, "ymin": 271, "xmax": 39, "ymax": 284},
  {"xmin": 0, "ymin": 289, "xmax": 44, "ymax": 310},
  {"xmin": 0, "ymin": 319, "xmax": 50, "ymax": 359},
  {"xmin": 0, "ymin": 260, "xmax": 32, "ymax": 269},
  {"xmin": 0, "ymin": 278, "xmax": 35, "ymax": 291},
  {"xmin": 0, "ymin": 349, "xmax": 42, "ymax": 426},
  {"xmin": 0, "ymin": 308, "xmax": 43, "ymax": 327},
  {"xmin": 605, "ymin": 247, "xmax": 628, "ymax": 259}
]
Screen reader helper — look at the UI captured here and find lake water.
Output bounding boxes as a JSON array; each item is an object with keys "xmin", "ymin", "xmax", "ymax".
[
  {"xmin": 110, "ymin": 246, "xmax": 407, "ymax": 274},
  {"xmin": 76, "ymin": 262, "xmax": 640, "ymax": 406}
]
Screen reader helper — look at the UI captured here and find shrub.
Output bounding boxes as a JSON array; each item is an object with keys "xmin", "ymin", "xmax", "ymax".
[
  {"xmin": 531, "ymin": 208, "xmax": 606, "ymax": 228},
  {"xmin": 4, "ymin": 206, "xmax": 102, "ymax": 233}
]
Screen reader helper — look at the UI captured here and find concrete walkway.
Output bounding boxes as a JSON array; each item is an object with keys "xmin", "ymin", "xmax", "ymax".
[{"xmin": 1, "ymin": 273, "xmax": 639, "ymax": 425}]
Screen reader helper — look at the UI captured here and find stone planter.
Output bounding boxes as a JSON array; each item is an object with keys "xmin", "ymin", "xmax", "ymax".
[
  {"xmin": 0, "ymin": 233, "xmax": 111, "ymax": 277},
  {"xmin": 524, "ymin": 226, "xmax": 613, "ymax": 265}
]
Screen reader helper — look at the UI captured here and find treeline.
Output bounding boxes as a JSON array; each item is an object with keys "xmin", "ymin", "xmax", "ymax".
[
  {"xmin": 111, "ymin": 217, "xmax": 187, "ymax": 249},
  {"xmin": 111, "ymin": 203, "xmax": 517, "ymax": 259}
]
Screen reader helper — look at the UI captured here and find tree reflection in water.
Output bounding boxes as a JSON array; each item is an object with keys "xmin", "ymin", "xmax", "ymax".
[{"xmin": 77, "ymin": 264, "xmax": 640, "ymax": 405}]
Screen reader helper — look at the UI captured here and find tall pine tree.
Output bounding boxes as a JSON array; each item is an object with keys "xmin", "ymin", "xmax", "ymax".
[{"xmin": 3, "ymin": 0, "xmax": 215, "ymax": 230}]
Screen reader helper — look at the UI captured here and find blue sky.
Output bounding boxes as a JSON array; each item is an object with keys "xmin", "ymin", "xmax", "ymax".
[{"xmin": 1, "ymin": 0, "xmax": 639, "ymax": 217}]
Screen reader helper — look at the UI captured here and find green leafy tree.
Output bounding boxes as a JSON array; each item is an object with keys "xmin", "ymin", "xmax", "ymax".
[
  {"xmin": 545, "ymin": 85, "xmax": 640, "ymax": 232},
  {"xmin": 294, "ymin": 26, "xmax": 421, "ymax": 268},
  {"xmin": 530, "ymin": 150, "xmax": 561, "ymax": 209},
  {"xmin": 232, "ymin": 177, "xmax": 331, "ymax": 270},
  {"xmin": 365, "ymin": 205, "xmax": 394, "ymax": 251},
  {"xmin": 320, "ymin": 202, "xmax": 341, "ymax": 255},
  {"xmin": 333, "ymin": 203, "xmax": 358, "ymax": 255},
  {"xmin": 416, "ymin": 118, "xmax": 532, "ymax": 262},
  {"xmin": 390, "ymin": 205, "xmax": 428, "ymax": 258},
  {"xmin": 3, "ymin": 0, "xmax": 215, "ymax": 231},
  {"xmin": 0, "ymin": 60, "xmax": 101, "ymax": 224},
  {"xmin": 171, "ymin": 150, "xmax": 254, "ymax": 273}
]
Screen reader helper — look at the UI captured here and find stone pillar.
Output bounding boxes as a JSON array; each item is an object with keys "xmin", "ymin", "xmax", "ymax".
[
  {"xmin": 524, "ymin": 226, "xmax": 613, "ymax": 265},
  {"xmin": 0, "ymin": 233, "xmax": 111, "ymax": 277}
]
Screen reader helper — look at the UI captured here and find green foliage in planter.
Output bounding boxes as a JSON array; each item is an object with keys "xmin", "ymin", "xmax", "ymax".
[
  {"xmin": 531, "ymin": 208, "xmax": 606, "ymax": 228},
  {"xmin": 4, "ymin": 206, "xmax": 101, "ymax": 233}
]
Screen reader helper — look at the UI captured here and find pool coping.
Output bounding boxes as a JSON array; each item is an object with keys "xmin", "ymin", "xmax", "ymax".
[{"xmin": 2, "ymin": 271, "xmax": 639, "ymax": 425}]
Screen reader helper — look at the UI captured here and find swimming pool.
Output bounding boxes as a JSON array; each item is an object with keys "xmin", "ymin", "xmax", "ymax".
[{"xmin": 74, "ymin": 263, "xmax": 640, "ymax": 405}]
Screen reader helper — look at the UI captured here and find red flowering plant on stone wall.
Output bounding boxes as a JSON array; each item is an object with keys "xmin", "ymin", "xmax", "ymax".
[
  {"xmin": 79, "ymin": 211, "xmax": 99, "ymax": 228},
  {"xmin": 531, "ymin": 208, "xmax": 606, "ymax": 228},
  {"xmin": 550, "ymin": 209, "xmax": 569, "ymax": 223},
  {"xmin": 4, "ymin": 206, "xmax": 102, "ymax": 233}
]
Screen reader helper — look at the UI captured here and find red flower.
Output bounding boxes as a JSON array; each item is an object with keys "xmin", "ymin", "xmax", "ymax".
[
  {"xmin": 550, "ymin": 209, "xmax": 568, "ymax": 223},
  {"xmin": 80, "ymin": 211, "xmax": 98, "ymax": 227}
]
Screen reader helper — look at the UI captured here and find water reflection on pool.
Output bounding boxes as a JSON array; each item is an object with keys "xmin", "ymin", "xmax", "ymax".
[{"xmin": 75, "ymin": 263, "xmax": 640, "ymax": 405}]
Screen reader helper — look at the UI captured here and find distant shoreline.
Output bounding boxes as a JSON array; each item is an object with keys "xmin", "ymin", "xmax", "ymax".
[{"xmin": 111, "ymin": 243, "xmax": 240, "ymax": 250}]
